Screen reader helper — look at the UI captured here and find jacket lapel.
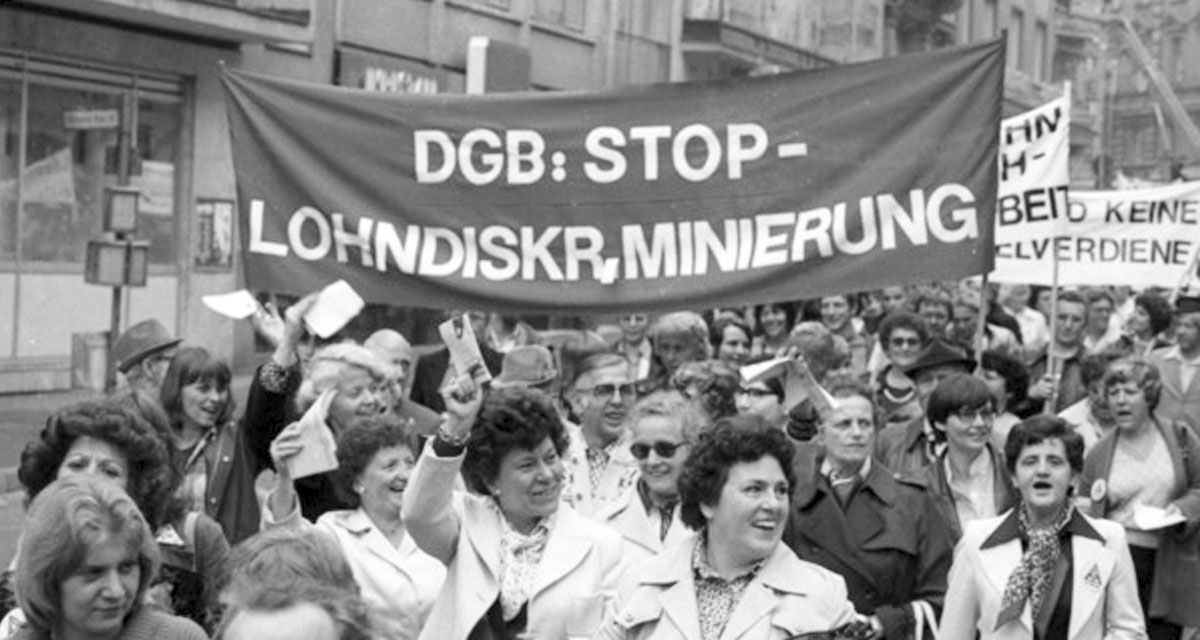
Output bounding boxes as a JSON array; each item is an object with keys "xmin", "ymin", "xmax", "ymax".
[
  {"xmin": 979, "ymin": 538, "xmax": 1033, "ymax": 634},
  {"xmin": 719, "ymin": 545, "xmax": 802, "ymax": 640},
  {"xmin": 1068, "ymin": 534, "xmax": 1112, "ymax": 640},
  {"xmin": 601, "ymin": 488, "xmax": 661, "ymax": 554},
  {"xmin": 335, "ymin": 510, "xmax": 411, "ymax": 574},
  {"xmin": 464, "ymin": 500, "xmax": 503, "ymax": 580},
  {"xmin": 532, "ymin": 508, "xmax": 592, "ymax": 597},
  {"xmin": 794, "ymin": 488, "xmax": 880, "ymax": 588}
]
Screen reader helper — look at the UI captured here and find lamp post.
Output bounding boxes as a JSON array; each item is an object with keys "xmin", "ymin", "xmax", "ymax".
[{"xmin": 85, "ymin": 186, "xmax": 149, "ymax": 391}]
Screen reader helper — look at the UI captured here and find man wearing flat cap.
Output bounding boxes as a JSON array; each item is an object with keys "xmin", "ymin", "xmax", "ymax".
[
  {"xmin": 112, "ymin": 319, "xmax": 182, "ymax": 396},
  {"xmin": 1148, "ymin": 296, "xmax": 1200, "ymax": 431},
  {"xmin": 875, "ymin": 338, "xmax": 975, "ymax": 478}
]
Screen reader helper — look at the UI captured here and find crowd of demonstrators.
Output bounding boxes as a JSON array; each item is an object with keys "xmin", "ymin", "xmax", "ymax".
[{"xmin": 8, "ymin": 279, "xmax": 1200, "ymax": 640}]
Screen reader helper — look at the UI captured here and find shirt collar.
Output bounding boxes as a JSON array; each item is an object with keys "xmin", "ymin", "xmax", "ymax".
[
  {"xmin": 981, "ymin": 507, "xmax": 1103, "ymax": 549},
  {"xmin": 636, "ymin": 478, "xmax": 678, "ymax": 514},
  {"xmin": 820, "ymin": 456, "xmax": 872, "ymax": 482},
  {"xmin": 691, "ymin": 534, "xmax": 765, "ymax": 582},
  {"xmin": 944, "ymin": 447, "xmax": 992, "ymax": 484}
]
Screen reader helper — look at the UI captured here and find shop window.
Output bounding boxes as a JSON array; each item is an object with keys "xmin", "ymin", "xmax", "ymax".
[
  {"xmin": 0, "ymin": 65, "xmax": 182, "ymax": 268},
  {"xmin": 0, "ymin": 78, "xmax": 19, "ymax": 261}
]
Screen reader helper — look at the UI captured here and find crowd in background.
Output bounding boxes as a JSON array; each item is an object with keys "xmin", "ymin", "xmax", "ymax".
[{"xmin": 0, "ymin": 276, "xmax": 1199, "ymax": 639}]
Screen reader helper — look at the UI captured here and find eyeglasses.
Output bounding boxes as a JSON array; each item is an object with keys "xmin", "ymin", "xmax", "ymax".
[
  {"xmin": 587, "ymin": 383, "xmax": 637, "ymax": 400},
  {"xmin": 736, "ymin": 386, "xmax": 776, "ymax": 398},
  {"xmin": 630, "ymin": 441, "xmax": 686, "ymax": 459},
  {"xmin": 954, "ymin": 406, "xmax": 996, "ymax": 422},
  {"xmin": 889, "ymin": 336, "xmax": 921, "ymax": 348}
]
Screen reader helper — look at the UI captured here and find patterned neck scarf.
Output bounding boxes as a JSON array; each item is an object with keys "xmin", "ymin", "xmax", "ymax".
[
  {"xmin": 497, "ymin": 506, "xmax": 555, "ymax": 621},
  {"xmin": 996, "ymin": 503, "xmax": 1075, "ymax": 629}
]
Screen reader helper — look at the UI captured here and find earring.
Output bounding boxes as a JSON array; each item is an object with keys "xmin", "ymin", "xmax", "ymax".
[{"xmin": 354, "ymin": 484, "xmax": 364, "ymax": 495}]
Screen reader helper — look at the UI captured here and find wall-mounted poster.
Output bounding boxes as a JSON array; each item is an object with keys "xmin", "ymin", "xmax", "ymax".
[{"xmin": 195, "ymin": 198, "xmax": 233, "ymax": 269}]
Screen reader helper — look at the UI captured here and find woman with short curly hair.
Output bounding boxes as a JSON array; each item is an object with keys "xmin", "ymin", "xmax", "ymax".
[
  {"xmin": 405, "ymin": 383, "xmax": 625, "ymax": 640},
  {"xmin": 266, "ymin": 413, "xmax": 442, "ymax": 639},
  {"xmin": 598, "ymin": 415, "xmax": 859, "ymax": 639}
]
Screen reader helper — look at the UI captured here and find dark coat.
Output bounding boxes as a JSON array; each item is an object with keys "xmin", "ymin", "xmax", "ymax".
[
  {"xmin": 785, "ymin": 458, "xmax": 954, "ymax": 640},
  {"xmin": 875, "ymin": 416, "xmax": 933, "ymax": 480},
  {"xmin": 923, "ymin": 443, "xmax": 1018, "ymax": 542},
  {"xmin": 409, "ymin": 346, "xmax": 503, "ymax": 414},
  {"xmin": 205, "ymin": 362, "xmax": 298, "ymax": 544}
]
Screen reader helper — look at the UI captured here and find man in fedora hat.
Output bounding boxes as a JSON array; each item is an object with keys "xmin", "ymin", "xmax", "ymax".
[
  {"xmin": 112, "ymin": 319, "xmax": 183, "ymax": 395},
  {"xmin": 1148, "ymin": 296, "xmax": 1200, "ymax": 431},
  {"xmin": 875, "ymin": 338, "xmax": 975, "ymax": 478},
  {"xmin": 491, "ymin": 344, "xmax": 559, "ymax": 391}
]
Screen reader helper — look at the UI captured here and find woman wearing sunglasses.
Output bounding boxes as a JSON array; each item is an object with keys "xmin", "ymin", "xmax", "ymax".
[
  {"xmin": 595, "ymin": 392, "xmax": 706, "ymax": 585},
  {"xmin": 923, "ymin": 373, "xmax": 1018, "ymax": 543}
]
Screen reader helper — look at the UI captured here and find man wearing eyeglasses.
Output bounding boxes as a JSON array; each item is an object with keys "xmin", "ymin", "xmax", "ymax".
[
  {"xmin": 922, "ymin": 373, "xmax": 1017, "ymax": 542},
  {"xmin": 561, "ymin": 352, "xmax": 640, "ymax": 516}
]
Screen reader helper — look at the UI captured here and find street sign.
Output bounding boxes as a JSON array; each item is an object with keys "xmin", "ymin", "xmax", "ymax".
[{"xmin": 64, "ymin": 109, "xmax": 120, "ymax": 130}]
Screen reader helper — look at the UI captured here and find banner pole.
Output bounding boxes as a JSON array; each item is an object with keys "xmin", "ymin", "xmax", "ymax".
[
  {"xmin": 1169, "ymin": 229, "xmax": 1200, "ymax": 305},
  {"xmin": 1044, "ymin": 246, "xmax": 1061, "ymax": 415},
  {"xmin": 975, "ymin": 272, "xmax": 989, "ymax": 370}
]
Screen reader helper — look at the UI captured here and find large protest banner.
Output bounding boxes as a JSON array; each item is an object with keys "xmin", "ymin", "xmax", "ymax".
[
  {"xmin": 1017, "ymin": 181, "xmax": 1200, "ymax": 288},
  {"xmin": 991, "ymin": 93, "xmax": 1071, "ymax": 283},
  {"xmin": 221, "ymin": 39, "xmax": 1002, "ymax": 314}
]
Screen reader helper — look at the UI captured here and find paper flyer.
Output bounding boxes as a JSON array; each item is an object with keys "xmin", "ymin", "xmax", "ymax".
[
  {"xmin": 304, "ymin": 279, "xmax": 365, "ymax": 338},
  {"xmin": 201, "ymin": 289, "xmax": 261, "ymax": 320},
  {"xmin": 287, "ymin": 388, "xmax": 339, "ymax": 479},
  {"xmin": 438, "ymin": 313, "xmax": 494, "ymax": 385}
]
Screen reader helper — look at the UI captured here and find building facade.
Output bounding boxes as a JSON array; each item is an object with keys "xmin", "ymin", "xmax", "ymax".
[{"xmin": 0, "ymin": 0, "xmax": 1062, "ymax": 392}]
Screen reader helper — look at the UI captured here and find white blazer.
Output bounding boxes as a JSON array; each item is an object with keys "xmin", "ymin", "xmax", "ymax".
[
  {"xmin": 403, "ymin": 441, "xmax": 626, "ymax": 640},
  {"xmin": 941, "ymin": 511, "xmax": 1146, "ymax": 640},
  {"xmin": 594, "ymin": 483, "xmax": 692, "ymax": 591},
  {"xmin": 597, "ymin": 534, "xmax": 858, "ymax": 640},
  {"xmin": 262, "ymin": 500, "xmax": 445, "ymax": 639}
]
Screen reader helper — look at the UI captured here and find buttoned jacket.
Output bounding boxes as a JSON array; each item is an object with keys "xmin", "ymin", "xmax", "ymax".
[
  {"xmin": 875, "ymin": 416, "xmax": 934, "ymax": 480},
  {"xmin": 785, "ymin": 458, "xmax": 953, "ymax": 640},
  {"xmin": 263, "ymin": 503, "xmax": 445, "ymax": 639},
  {"xmin": 597, "ymin": 534, "xmax": 858, "ymax": 640},
  {"xmin": 594, "ymin": 483, "xmax": 692, "ymax": 590},
  {"xmin": 940, "ymin": 511, "xmax": 1146, "ymax": 640},
  {"xmin": 403, "ymin": 442, "xmax": 625, "ymax": 640}
]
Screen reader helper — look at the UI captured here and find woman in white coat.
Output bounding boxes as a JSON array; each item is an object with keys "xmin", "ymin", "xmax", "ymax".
[
  {"xmin": 594, "ymin": 391, "xmax": 703, "ymax": 585},
  {"xmin": 597, "ymin": 415, "xmax": 861, "ymax": 640},
  {"xmin": 265, "ymin": 414, "xmax": 445, "ymax": 639},
  {"xmin": 941, "ymin": 416, "xmax": 1146, "ymax": 640},
  {"xmin": 403, "ymin": 380, "xmax": 625, "ymax": 640}
]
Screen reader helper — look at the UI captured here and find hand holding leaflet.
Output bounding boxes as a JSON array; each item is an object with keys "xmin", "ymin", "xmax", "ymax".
[
  {"xmin": 438, "ymin": 313, "xmax": 494, "ymax": 385},
  {"xmin": 286, "ymin": 389, "xmax": 339, "ymax": 479}
]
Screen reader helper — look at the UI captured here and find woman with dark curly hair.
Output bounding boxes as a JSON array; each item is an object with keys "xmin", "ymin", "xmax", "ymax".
[
  {"xmin": 264, "ymin": 413, "xmax": 444, "ymax": 639},
  {"xmin": 404, "ymin": 382, "xmax": 625, "ymax": 640},
  {"xmin": 598, "ymin": 415, "xmax": 860, "ymax": 639},
  {"xmin": 4, "ymin": 397, "xmax": 230, "ymax": 630}
]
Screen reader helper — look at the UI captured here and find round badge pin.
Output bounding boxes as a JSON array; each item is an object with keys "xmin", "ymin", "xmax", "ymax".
[{"xmin": 1090, "ymin": 479, "xmax": 1107, "ymax": 503}]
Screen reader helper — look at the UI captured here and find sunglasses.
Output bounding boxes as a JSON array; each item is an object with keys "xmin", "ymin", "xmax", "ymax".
[
  {"xmin": 587, "ymin": 383, "xmax": 637, "ymax": 400},
  {"xmin": 954, "ymin": 406, "xmax": 996, "ymax": 422},
  {"xmin": 630, "ymin": 441, "xmax": 686, "ymax": 459}
]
